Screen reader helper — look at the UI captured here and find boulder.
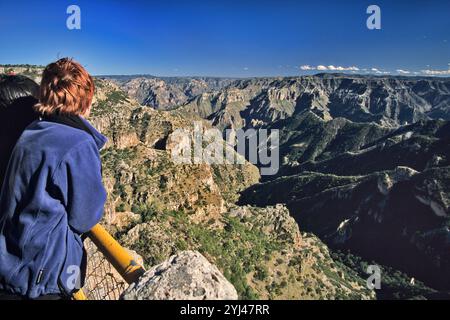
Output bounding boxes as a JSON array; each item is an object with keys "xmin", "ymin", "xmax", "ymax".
[{"xmin": 121, "ymin": 250, "xmax": 238, "ymax": 300}]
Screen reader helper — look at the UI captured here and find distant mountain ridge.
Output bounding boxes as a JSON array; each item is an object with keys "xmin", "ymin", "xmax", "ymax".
[
  {"xmin": 181, "ymin": 74, "xmax": 450, "ymax": 130},
  {"xmin": 101, "ymin": 75, "xmax": 237, "ymax": 110}
]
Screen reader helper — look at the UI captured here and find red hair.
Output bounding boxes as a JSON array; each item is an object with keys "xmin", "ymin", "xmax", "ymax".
[{"xmin": 34, "ymin": 58, "xmax": 95, "ymax": 116}]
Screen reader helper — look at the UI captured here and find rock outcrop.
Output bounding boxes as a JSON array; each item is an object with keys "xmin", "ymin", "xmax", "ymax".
[{"xmin": 121, "ymin": 251, "xmax": 238, "ymax": 300}]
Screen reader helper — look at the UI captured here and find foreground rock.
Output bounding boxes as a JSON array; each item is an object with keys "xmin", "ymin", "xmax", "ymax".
[{"xmin": 121, "ymin": 251, "xmax": 238, "ymax": 300}]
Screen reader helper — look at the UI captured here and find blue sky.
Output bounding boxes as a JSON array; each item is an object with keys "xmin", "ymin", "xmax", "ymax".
[{"xmin": 0, "ymin": 0, "xmax": 449, "ymax": 77}]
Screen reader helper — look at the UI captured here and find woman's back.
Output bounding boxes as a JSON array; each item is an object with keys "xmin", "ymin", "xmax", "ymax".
[{"xmin": 0, "ymin": 116, "xmax": 107, "ymax": 298}]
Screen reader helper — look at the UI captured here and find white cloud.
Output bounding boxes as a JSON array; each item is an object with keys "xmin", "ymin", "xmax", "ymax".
[
  {"xmin": 298, "ymin": 64, "xmax": 423, "ymax": 75},
  {"xmin": 301, "ymin": 65, "xmax": 359, "ymax": 71},
  {"xmin": 421, "ymin": 68, "xmax": 450, "ymax": 75},
  {"xmin": 327, "ymin": 65, "xmax": 360, "ymax": 71},
  {"xmin": 243, "ymin": 67, "xmax": 249, "ymax": 71},
  {"xmin": 300, "ymin": 65, "xmax": 314, "ymax": 70},
  {"xmin": 370, "ymin": 68, "xmax": 390, "ymax": 74},
  {"xmin": 421, "ymin": 64, "xmax": 450, "ymax": 75}
]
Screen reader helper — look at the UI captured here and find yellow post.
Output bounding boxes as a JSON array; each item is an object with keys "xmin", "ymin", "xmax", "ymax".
[
  {"xmin": 72, "ymin": 289, "xmax": 87, "ymax": 300},
  {"xmin": 86, "ymin": 224, "xmax": 145, "ymax": 284}
]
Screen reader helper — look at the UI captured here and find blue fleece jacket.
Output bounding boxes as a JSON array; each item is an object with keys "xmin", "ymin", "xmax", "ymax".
[{"xmin": 0, "ymin": 117, "xmax": 107, "ymax": 298}]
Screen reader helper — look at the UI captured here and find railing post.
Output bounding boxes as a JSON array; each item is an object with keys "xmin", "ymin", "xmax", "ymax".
[{"xmin": 73, "ymin": 289, "xmax": 87, "ymax": 300}]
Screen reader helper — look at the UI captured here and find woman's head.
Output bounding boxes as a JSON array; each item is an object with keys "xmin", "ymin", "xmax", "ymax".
[
  {"xmin": 0, "ymin": 75, "xmax": 39, "ymax": 109},
  {"xmin": 34, "ymin": 58, "xmax": 95, "ymax": 117}
]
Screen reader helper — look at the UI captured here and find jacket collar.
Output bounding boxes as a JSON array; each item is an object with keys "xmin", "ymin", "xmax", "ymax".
[
  {"xmin": 41, "ymin": 114, "xmax": 108, "ymax": 150},
  {"xmin": 79, "ymin": 117, "xmax": 108, "ymax": 150}
]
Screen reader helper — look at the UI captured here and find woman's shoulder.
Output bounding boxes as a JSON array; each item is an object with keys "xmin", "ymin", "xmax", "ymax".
[{"xmin": 19, "ymin": 120, "xmax": 98, "ymax": 158}]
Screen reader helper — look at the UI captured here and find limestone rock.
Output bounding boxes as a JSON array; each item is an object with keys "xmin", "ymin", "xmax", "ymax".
[{"xmin": 121, "ymin": 251, "xmax": 238, "ymax": 300}]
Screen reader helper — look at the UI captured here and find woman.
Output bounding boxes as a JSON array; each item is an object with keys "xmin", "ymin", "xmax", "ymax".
[
  {"xmin": 0, "ymin": 75, "xmax": 39, "ymax": 190},
  {"xmin": 0, "ymin": 58, "xmax": 107, "ymax": 299}
]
